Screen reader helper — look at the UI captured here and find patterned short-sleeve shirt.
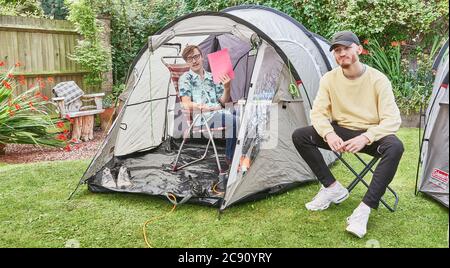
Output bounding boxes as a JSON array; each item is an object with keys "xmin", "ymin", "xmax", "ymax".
[{"xmin": 178, "ymin": 69, "xmax": 224, "ymax": 107}]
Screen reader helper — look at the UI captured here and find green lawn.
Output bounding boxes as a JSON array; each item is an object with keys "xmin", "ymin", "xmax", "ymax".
[{"xmin": 0, "ymin": 128, "xmax": 447, "ymax": 248}]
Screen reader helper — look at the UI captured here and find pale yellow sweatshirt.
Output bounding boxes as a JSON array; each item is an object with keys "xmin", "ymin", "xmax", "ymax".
[{"xmin": 310, "ymin": 64, "xmax": 401, "ymax": 144}]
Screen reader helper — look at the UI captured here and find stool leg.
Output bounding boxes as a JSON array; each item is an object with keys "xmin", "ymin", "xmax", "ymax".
[
  {"xmin": 346, "ymin": 154, "xmax": 398, "ymax": 212},
  {"xmin": 348, "ymin": 157, "xmax": 379, "ymax": 192},
  {"xmin": 334, "ymin": 153, "xmax": 377, "ymax": 192}
]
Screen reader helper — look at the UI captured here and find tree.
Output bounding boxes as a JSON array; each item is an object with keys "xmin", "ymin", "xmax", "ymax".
[{"xmin": 41, "ymin": 0, "xmax": 69, "ymax": 20}]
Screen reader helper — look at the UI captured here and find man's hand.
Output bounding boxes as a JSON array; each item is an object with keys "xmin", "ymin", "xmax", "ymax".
[
  {"xmin": 197, "ymin": 104, "xmax": 209, "ymax": 111},
  {"xmin": 342, "ymin": 135, "xmax": 370, "ymax": 153},
  {"xmin": 196, "ymin": 104, "xmax": 221, "ymax": 112},
  {"xmin": 325, "ymin": 132, "xmax": 345, "ymax": 152},
  {"xmin": 219, "ymin": 74, "xmax": 231, "ymax": 90}
]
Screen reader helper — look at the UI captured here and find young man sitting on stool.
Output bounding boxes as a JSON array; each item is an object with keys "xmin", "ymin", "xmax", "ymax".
[{"xmin": 291, "ymin": 31, "xmax": 404, "ymax": 238}]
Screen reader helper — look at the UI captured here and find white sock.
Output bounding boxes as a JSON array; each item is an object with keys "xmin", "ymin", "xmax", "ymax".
[
  {"xmin": 358, "ymin": 202, "xmax": 371, "ymax": 212},
  {"xmin": 328, "ymin": 181, "xmax": 341, "ymax": 189}
]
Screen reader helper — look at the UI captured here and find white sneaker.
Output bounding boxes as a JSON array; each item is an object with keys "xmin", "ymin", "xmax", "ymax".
[
  {"xmin": 346, "ymin": 203, "xmax": 371, "ymax": 238},
  {"xmin": 101, "ymin": 167, "xmax": 116, "ymax": 188},
  {"xmin": 116, "ymin": 166, "xmax": 132, "ymax": 189},
  {"xmin": 305, "ymin": 182, "xmax": 349, "ymax": 211}
]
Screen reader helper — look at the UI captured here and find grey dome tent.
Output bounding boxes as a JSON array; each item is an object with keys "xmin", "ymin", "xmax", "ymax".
[
  {"xmin": 415, "ymin": 39, "xmax": 449, "ymax": 207},
  {"xmin": 71, "ymin": 5, "xmax": 337, "ymax": 210}
]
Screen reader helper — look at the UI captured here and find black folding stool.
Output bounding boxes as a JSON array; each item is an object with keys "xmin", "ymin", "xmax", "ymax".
[{"xmin": 334, "ymin": 152, "xmax": 399, "ymax": 212}]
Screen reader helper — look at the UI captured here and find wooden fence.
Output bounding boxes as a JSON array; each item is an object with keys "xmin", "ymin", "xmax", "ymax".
[{"xmin": 0, "ymin": 15, "xmax": 89, "ymax": 98}]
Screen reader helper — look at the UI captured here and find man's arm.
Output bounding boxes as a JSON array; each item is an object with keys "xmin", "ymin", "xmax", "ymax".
[
  {"xmin": 180, "ymin": 96, "xmax": 203, "ymax": 111},
  {"xmin": 178, "ymin": 73, "xmax": 200, "ymax": 111},
  {"xmin": 311, "ymin": 77, "xmax": 347, "ymax": 152},
  {"xmin": 310, "ymin": 77, "xmax": 335, "ymax": 139},
  {"xmin": 361, "ymin": 78, "xmax": 401, "ymax": 144}
]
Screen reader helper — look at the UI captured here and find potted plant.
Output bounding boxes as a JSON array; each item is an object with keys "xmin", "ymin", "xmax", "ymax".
[
  {"xmin": 99, "ymin": 93, "xmax": 115, "ymax": 131},
  {"xmin": 99, "ymin": 84, "xmax": 125, "ymax": 131}
]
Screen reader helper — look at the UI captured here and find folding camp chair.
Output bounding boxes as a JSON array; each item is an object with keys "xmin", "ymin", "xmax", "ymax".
[
  {"xmin": 334, "ymin": 152, "xmax": 399, "ymax": 212},
  {"xmin": 161, "ymin": 56, "xmax": 225, "ymax": 173}
]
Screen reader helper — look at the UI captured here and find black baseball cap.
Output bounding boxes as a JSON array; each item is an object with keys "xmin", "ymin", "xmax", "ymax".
[{"xmin": 329, "ymin": 31, "xmax": 361, "ymax": 51}]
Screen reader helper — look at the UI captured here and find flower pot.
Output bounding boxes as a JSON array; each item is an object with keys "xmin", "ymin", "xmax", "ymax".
[{"xmin": 100, "ymin": 107, "xmax": 116, "ymax": 131}]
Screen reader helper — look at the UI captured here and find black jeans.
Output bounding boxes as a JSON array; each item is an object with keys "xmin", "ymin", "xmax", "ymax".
[{"xmin": 292, "ymin": 124, "xmax": 404, "ymax": 209}]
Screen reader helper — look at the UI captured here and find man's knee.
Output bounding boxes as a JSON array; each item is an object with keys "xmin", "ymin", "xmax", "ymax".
[
  {"xmin": 292, "ymin": 126, "xmax": 314, "ymax": 146},
  {"xmin": 380, "ymin": 135, "xmax": 404, "ymax": 157}
]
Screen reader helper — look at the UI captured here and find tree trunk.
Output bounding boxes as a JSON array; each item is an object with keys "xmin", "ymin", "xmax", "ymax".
[
  {"xmin": 81, "ymin": 115, "xmax": 94, "ymax": 141},
  {"xmin": 71, "ymin": 117, "xmax": 83, "ymax": 142},
  {"xmin": 71, "ymin": 115, "xmax": 94, "ymax": 142}
]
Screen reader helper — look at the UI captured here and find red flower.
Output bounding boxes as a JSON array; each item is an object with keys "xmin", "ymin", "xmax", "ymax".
[
  {"xmin": 29, "ymin": 83, "xmax": 35, "ymax": 89},
  {"xmin": 391, "ymin": 41, "xmax": 399, "ymax": 47},
  {"xmin": 64, "ymin": 144, "xmax": 72, "ymax": 152},
  {"xmin": 19, "ymin": 75, "xmax": 26, "ymax": 85},
  {"xmin": 42, "ymin": 95, "xmax": 49, "ymax": 101},
  {"xmin": 362, "ymin": 39, "xmax": 369, "ymax": 45},
  {"xmin": 15, "ymin": 62, "xmax": 21, "ymax": 67},
  {"xmin": 0, "ymin": 61, "xmax": 4, "ymax": 67},
  {"xmin": 63, "ymin": 129, "xmax": 69, "ymax": 134},
  {"xmin": 361, "ymin": 48, "xmax": 369, "ymax": 55},
  {"xmin": 7, "ymin": 73, "xmax": 14, "ymax": 79},
  {"xmin": 39, "ymin": 81, "xmax": 46, "ymax": 89},
  {"xmin": 56, "ymin": 121, "xmax": 65, "ymax": 128},
  {"xmin": 56, "ymin": 134, "xmax": 67, "ymax": 141},
  {"xmin": 14, "ymin": 103, "xmax": 21, "ymax": 110},
  {"xmin": 65, "ymin": 114, "xmax": 71, "ymax": 120},
  {"xmin": 71, "ymin": 138, "xmax": 78, "ymax": 143},
  {"xmin": 2, "ymin": 80, "xmax": 11, "ymax": 89},
  {"xmin": 47, "ymin": 77, "xmax": 54, "ymax": 83}
]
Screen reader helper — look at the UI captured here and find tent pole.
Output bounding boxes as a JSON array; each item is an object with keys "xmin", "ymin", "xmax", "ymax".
[
  {"xmin": 217, "ymin": 199, "xmax": 225, "ymax": 220},
  {"xmin": 68, "ymin": 179, "xmax": 85, "ymax": 200}
]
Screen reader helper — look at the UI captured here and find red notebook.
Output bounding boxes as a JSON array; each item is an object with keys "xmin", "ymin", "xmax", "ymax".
[{"xmin": 207, "ymin": 48, "xmax": 235, "ymax": 84}]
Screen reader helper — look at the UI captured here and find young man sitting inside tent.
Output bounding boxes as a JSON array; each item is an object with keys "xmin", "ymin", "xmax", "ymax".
[{"xmin": 178, "ymin": 45, "xmax": 238, "ymax": 168}]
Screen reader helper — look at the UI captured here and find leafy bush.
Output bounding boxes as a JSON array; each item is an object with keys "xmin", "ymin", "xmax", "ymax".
[
  {"xmin": 362, "ymin": 38, "xmax": 439, "ymax": 114},
  {"xmin": 102, "ymin": 83, "xmax": 125, "ymax": 108},
  {"xmin": 0, "ymin": 0, "xmax": 45, "ymax": 17},
  {"xmin": 93, "ymin": 0, "xmax": 447, "ymax": 86},
  {"xmin": 41, "ymin": 0, "xmax": 68, "ymax": 20},
  {"xmin": 102, "ymin": 93, "xmax": 114, "ymax": 109},
  {"xmin": 66, "ymin": 0, "xmax": 111, "ymax": 90}
]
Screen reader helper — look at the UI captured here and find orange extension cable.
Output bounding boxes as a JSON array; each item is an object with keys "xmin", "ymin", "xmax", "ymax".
[{"xmin": 142, "ymin": 193, "xmax": 177, "ymax": 248}]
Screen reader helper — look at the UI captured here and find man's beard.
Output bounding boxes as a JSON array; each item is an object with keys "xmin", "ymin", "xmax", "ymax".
[{"xmin": 338, "ymin": 55, "xmax": 358, "ymax": 69}]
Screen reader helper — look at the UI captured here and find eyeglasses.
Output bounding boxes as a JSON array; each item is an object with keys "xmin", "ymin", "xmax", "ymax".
[{"xmin": 186, "ymin": 54, "xmax": 201, "ymax": 63}]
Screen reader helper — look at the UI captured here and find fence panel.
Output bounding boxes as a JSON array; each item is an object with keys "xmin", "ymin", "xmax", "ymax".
[{"xmin": 0, "ymin": 15, "xmax": 90, "ymax": 98}]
